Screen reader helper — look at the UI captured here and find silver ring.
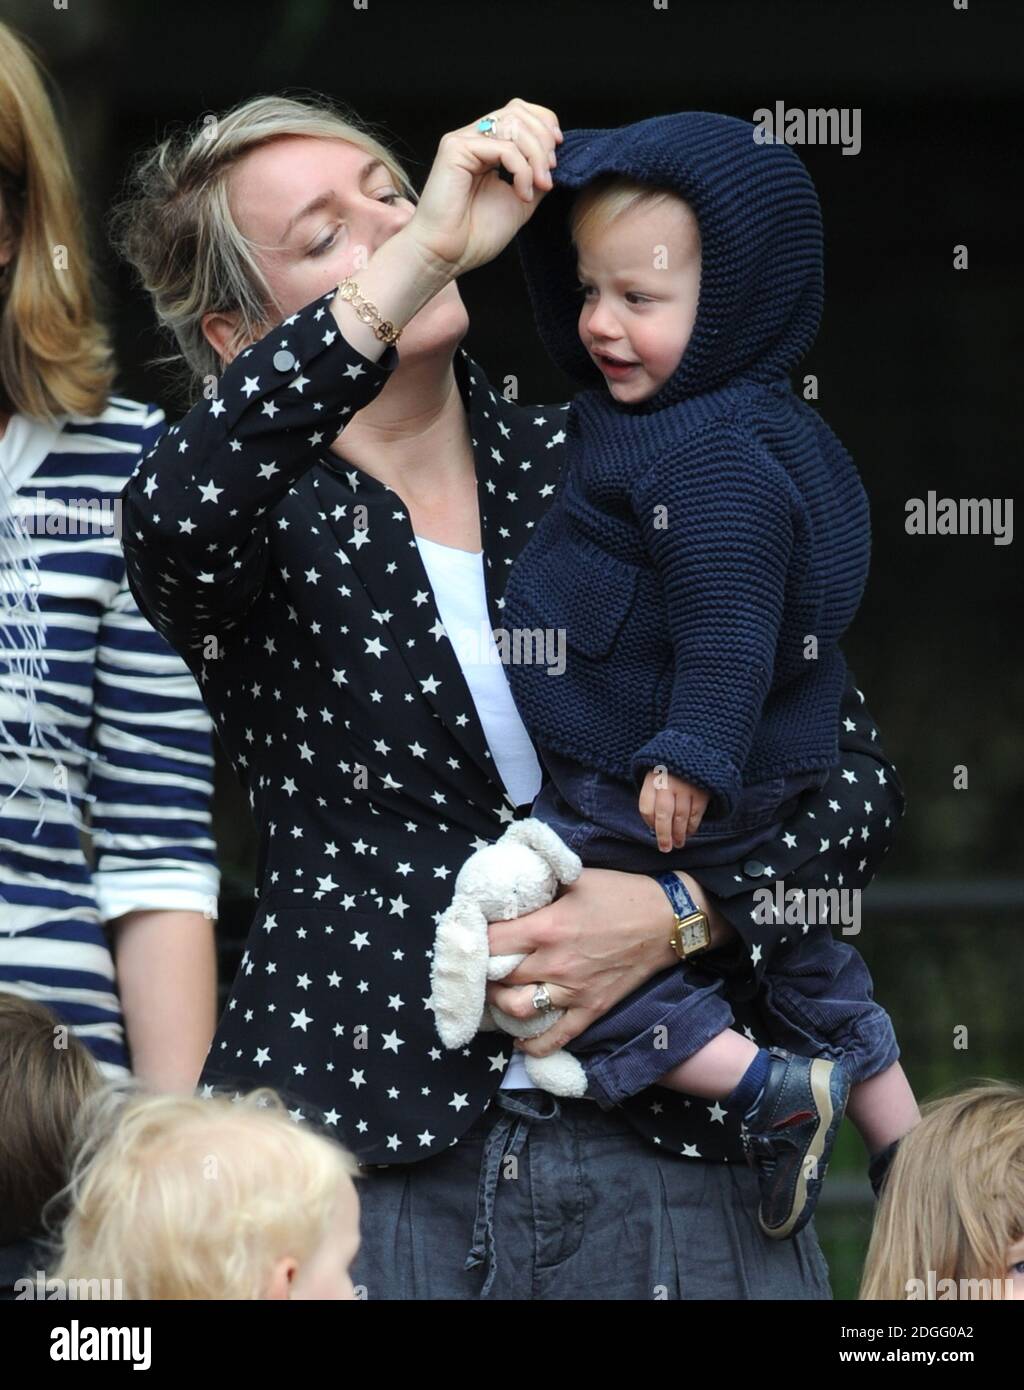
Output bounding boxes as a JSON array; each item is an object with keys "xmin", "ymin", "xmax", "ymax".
[
  {"xmin": 476, "ymin": 115, "xmax": 500, "ymax": 138},
  {"xmin": 532, "ymin": 984, "xmax": 552, "ymax": 1012}
]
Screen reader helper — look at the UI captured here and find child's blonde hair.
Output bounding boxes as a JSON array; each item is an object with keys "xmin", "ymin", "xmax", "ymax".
[
  {"xmin": 568, "ymin": 172, "xmax": 694, "ymax": 253},
  {"xmin": 860, "ymin": 1080, "xmax": 1024, "ymax": 1299},
  {"xmin": 50, "ymin": 1084, "xmax": 362, "ymax": 1300}
]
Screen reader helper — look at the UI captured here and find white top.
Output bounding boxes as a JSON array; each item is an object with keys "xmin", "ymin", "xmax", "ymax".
[{"xmin": 414, "ymin": 532, "xmax": 541, "ymax": 1090}]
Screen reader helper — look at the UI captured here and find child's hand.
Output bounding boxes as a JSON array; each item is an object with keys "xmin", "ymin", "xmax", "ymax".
[{"xmin": 638, "ymin": 768, "xmax": 711, "ymax": 852}]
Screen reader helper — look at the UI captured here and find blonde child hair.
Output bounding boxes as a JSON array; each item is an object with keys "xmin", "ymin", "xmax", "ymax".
[
  {"xmin": 568, "ymin": 172, "xmax": 698, "ymax": 255},
  {"xmin": 860, "ymin": 1080, "xmax": 1024, "ymax": 1299},
  {"xmin": 50, "ymin": 1085, "xmax": 362, "ymax": 1299}
]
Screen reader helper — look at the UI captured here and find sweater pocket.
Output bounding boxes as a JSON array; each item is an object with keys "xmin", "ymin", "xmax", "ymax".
[
  {"xmin": 505, "ymin": 531, "xmax": 641, "ymax": 664},
  {"xmin": 559, "ymin": 549, "xmax": 640, "ymax": 661}
]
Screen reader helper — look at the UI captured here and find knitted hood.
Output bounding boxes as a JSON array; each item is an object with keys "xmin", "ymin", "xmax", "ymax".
[{"xmin": 516, "ymin": 110, "xmax": 825, "ymax": 412}]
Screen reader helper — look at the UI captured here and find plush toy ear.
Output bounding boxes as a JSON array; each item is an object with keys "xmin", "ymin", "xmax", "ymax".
[
  {"xmin": 525, "ymin": 1050, "xmax": 590, "ymax": 1099},
  {"xmin": 430, "ymin": 897, "xmax": 490, "ymax": 1049},
  {"xmin": 502, "ymin": 818, "xmax": 583, "ymax": 885}
]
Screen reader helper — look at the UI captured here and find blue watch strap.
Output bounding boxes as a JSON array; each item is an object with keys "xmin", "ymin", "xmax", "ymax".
[{"xmin": 652, "ymin": 870, "xmax": 700, "ymax": 920}]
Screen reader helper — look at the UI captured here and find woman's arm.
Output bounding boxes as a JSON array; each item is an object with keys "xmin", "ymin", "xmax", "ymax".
[
  {"xmin": 119, "ymin": 292, "xmax": 404, "ymax": 651},
  {"xmin": 488, "ymin": 672, "xmax": 905, "ymax": 1053},
  {"xmin": 107, "ymin": 908, "xmax": 217, "ymax": 1090},
  {"xmin": 120, "ymin": 101, "xmax": 561, "ymax": 652},
  {"xmin": 88, "ymin": 542, "xmax": 221, "ymax": 1090},
  {"xmin": 116, "ymin": 218, "xmax": 475, "ymax": 649}
]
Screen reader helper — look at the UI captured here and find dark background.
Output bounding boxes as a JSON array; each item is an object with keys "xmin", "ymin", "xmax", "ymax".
[
  {"xmin": 10, "ymin": 0, "xmax": 1019, "ymax": 878},
  {"xmin": 6, "ymin": 0, "xmax": 1021, "ymax": 1295}
]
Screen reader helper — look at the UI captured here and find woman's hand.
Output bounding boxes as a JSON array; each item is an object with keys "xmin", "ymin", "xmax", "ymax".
[
  {"xmin": 327, "ymin": 100, "xmax": 561, "ymax": 361},
  {"xmin": 485, "ymin": 867, "xmax": 738, "ymax": 1057},
  {"xmin": 406, "ymin": 98, "xmax": 563, "ymax": 276}
]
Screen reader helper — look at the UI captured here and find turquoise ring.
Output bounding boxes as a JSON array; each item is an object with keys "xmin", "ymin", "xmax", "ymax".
[{"xmin": 476, "ymin": 116, "xmax": 498, "ymax": 136}]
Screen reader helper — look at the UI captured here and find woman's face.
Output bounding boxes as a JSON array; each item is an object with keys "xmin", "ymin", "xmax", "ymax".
[{"xmin": 206, "ymin": 134, "xmax": 468, "ymax": 365}]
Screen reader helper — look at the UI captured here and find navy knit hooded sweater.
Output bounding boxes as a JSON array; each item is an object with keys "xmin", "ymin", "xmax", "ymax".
[{"xmin": 502, "ymin": 111, "xmax": 871, "ymax": 820}]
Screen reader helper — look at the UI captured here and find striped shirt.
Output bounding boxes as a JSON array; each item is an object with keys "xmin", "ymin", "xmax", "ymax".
[{"xmin": 0, "ymin": 398, "xmax": 220, "ymax": 1075}]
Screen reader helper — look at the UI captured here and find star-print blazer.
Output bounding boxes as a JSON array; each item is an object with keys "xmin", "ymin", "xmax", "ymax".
[{"xmin": 120, "ymin": 284, "xmax": 906, "ymax": 1166}]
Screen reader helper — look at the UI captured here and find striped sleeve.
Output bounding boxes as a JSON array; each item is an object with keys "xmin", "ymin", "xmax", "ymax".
[{"xmin": 86, "ymin": 410, "xmax": 221, "ymax": 923}]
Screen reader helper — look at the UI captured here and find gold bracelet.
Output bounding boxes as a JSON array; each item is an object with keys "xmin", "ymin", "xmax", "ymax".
[{"xmin": 335, "ymin": 277, "xmax": 402, "ymax": 346}]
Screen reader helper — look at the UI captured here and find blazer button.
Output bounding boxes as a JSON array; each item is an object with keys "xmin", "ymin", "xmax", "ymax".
[
  {"xmin": 742, "ymin": 859, "xmax": 767, "ymax": 878},
  {"xmin": 273, "ymin": 349, "xmax": 297, "ymax": 373}
]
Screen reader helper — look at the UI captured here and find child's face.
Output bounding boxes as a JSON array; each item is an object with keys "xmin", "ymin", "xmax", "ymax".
[
  {"xmin": 575, "ymin": 197, "xmax": 701, "ymax": 404},
  {"xmin": 268, "ymin": 1177, "xmax": 362, "ymax": 1301}
]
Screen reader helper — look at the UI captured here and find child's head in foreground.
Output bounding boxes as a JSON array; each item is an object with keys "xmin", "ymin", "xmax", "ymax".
[
  {"xmin": 0, "ymin": 992, "xmax": 100, "ymax": 1248},
  {"xmin": 51, "ymin": 1086, "xmax": 362, "ymax": 1299},
  {"xmin": 569, "ymin": 173, "xmax": 701, "ymax": 406},
  {"xmin": 860, "ymin": 1080, "xmax": 1024, "ymax": 1300}
]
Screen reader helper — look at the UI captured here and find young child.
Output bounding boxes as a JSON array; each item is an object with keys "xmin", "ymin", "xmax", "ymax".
[
  {"xmin": 49, "ymin": 1087, "xmax": 363, "ymax": 1299},
  {"xmin": 502, "ymin": 111, "xmax": 919, "ymax": 1238},
  {"xmin": 0, "ymin": 993, "xmax": 100, "ymax": 1300},
  {"xmin": 860, "ymin": 1081, "xmax": 1024, "ymax": 1299}
]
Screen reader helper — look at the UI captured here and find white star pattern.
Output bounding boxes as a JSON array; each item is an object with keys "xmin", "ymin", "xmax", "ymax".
[{"xmin": 120, "ymin": 284, "xmax": 905, "ymax": 1168}]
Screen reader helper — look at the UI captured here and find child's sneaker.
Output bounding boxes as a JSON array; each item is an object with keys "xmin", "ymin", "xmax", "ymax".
[{"xmin": 739, "ymin": 1044, "xmax": 850, "ymax": 1240}]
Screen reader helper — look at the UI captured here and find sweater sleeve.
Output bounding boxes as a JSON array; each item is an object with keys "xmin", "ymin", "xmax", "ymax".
[
  {"xmin": 629, "ymin": 419, "xmax": 795, "ymax": 819},
  {"xmin": 119, "ymin": 286, "xmax": 397, "ymax": 651}
]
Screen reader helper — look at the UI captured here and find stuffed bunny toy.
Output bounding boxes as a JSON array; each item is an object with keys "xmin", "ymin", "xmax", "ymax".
[{"xmin": 429, "ymin": 817, "xmax": 591, "ymax": 1097}]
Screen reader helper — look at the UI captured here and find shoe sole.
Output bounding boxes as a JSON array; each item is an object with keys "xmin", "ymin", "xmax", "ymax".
[{"xmin": 759, "ymin": 1057, "xmax": 840, "ymax": 1241}]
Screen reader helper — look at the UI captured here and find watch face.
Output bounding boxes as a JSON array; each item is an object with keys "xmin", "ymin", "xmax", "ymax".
[{"xmin": 681, "ymin": 916, "xmax": 710, "ymax": 951}]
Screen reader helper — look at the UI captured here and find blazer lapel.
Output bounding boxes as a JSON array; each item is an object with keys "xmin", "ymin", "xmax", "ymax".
[{"xmin": 318, "ymin": 349, "xmax": 525, "ymax": 806}]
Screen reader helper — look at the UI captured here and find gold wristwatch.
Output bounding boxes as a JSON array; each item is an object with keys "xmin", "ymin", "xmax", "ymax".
[{"xmin": 652, "ymin": 871, "xmax": 712, "ymax": 961}]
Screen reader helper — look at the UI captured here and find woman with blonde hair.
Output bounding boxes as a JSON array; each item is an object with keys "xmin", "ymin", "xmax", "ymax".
[
  {"xmin": 0, "ymin": 22, "xmax": 218, "ymax": 1087},
  {"xmin": 51, "ymin": 1087, "xmax": 363, "ymax": 1299},
  {"xmin": 114, "ymin": 89, "xmax": 907, "ymax": 1298},
  {"xmin": 860, "ymin": 1081, "xmax": 1024, "ymax": 1300}
]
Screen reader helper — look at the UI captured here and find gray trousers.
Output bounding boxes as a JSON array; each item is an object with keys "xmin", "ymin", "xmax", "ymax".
[{"xmin": 350, "ymin": 1088, "xmax": 834, "ymax": 1300}]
